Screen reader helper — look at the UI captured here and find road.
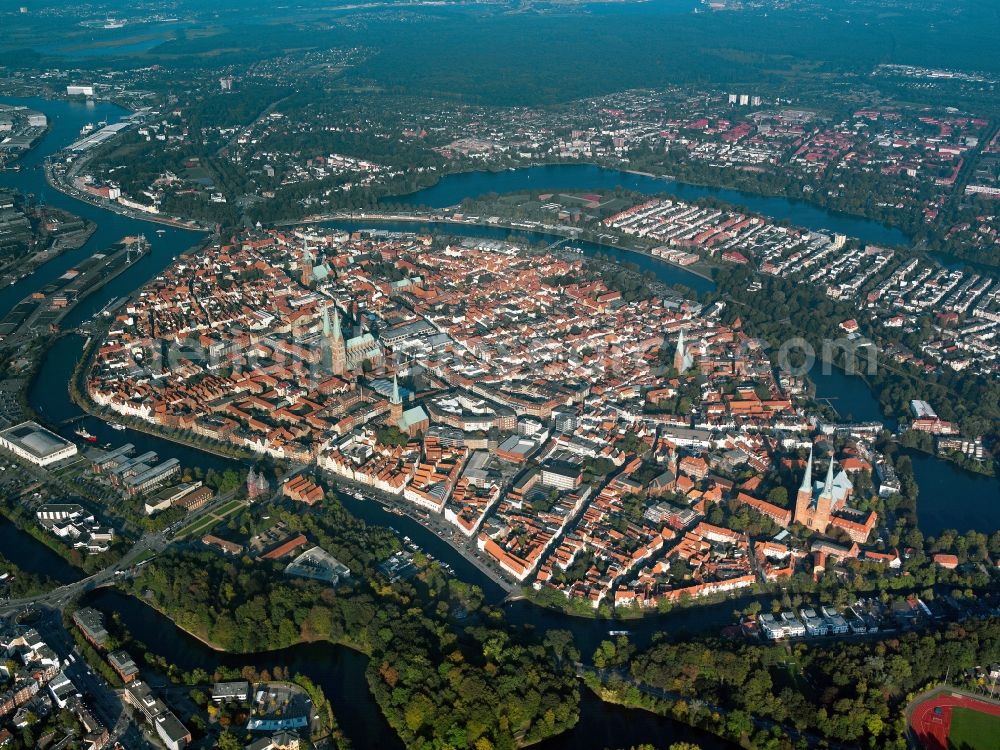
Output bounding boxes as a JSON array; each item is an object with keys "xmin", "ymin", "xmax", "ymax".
[
  {"xmin": 323, "ymin": 471, "xmax": 516, "ymax": 593},
  {"xmin": 0, "ymin": 484, "xmax": 243, "ymax": 617},
  {"xmin": 25, "ymin": 607, "xmax": 157, "ymax": 750}
]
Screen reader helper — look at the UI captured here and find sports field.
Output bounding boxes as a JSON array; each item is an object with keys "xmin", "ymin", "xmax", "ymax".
[
  {"xmin": 948, "ymin": 706, "xmax": 1000, "ymax": 750},
  {"xmin": 910, "ymin": 690, "xmax": 1000, "ymax": 750}
]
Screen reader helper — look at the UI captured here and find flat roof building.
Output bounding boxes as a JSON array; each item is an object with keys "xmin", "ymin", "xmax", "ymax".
[
  {"xmin": 284, "ymin": 546, "xmax": 350, "ymax": 586},
  {"xmin": 0, "ymin": 421, "xmax": 77, "ymax": 466},
  {"xmin": 72, "ymin": 607, "xmax": 108, "ymax": 649},
  {"xmin": 211, "ymin": 681, "xmax": 250, "ymax": 703}
]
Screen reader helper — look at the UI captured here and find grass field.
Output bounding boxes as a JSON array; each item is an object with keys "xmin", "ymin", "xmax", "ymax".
[
  {"xmin": 176, "ymin": 499, "xmax": 245, "ymax": 539},
  {"xmin": 949, "ymin": 706, "xmax": 1000, "ymax": 750},
  {"xmin": 132, "ymin": 548, "xmax": 157, "ymax": 566},
  {"xmin": 176, "ymin": 515, "xmax": 219, "ymax": 539},
  {"xmin": 214, "ymin": 499, "xmax": 244, "ymax": 516}
]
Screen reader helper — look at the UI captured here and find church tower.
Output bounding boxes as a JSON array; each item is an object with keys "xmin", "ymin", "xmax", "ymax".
[
  {"xmin": 793, "ymin": 445, "xmax": 814, "ymax": 525},
  {"xmin": 793, "ymin": 445, "xmax": 836, "ymax": 534},
  {"xmin": 813, "ymin": 455, "xmax": 837, "ymax": 531},
  {"xmin": 674, "ymin": 329, "xmax": 687, "ymax": 373},
  {"xmin": 328, "ymin": 304, "xmax": 346, "ymax": 376},
  {"xmin": 301, "ymin": 240, "xmax": 313, "ymax": 288},
  {"xmin": 389, "ymin": 374, "xmax": 403, "ymax": 426}
]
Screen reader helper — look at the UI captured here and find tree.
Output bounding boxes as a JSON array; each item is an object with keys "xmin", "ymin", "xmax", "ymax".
[
  {"xmin": 216, "ymin": 730, "xmax": 243, "ymax": 750},
  {"xmin": 767, "ymin": 487, "xmax": 788, "ymax": 507}
]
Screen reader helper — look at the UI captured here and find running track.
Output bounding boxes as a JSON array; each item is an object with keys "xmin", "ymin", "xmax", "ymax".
[{"xmin": 910, "ymin": 691, "xmax": 1000, "ymax": 750}]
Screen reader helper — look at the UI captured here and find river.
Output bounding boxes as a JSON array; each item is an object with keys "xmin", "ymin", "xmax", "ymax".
[
  {"xmin": 0, "ymin": 518, "xmax": 83, "ymax": 584},
  {"xmin": 0, "ymin": 97, "xmax": 203, "ymax": 321},
  {"xmin": 82, "ymin": 587, "xmax": 734, "ymax": 750},
  {"xmin": 0, "ymin": 93, "xmax": 993, "ymax": 749},
  {"xmin": 384, "ymin": 163, "xmax": 911, "ymax": 248}
]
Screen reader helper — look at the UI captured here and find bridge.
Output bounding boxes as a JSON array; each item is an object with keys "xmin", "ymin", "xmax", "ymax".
[
  {"xmin": 55, "ymin": 414, "xmax": 87, "ymax": 428},
  {"xmin": 0, "ymin": 484, "xmax": 244, "ymax": 618}
]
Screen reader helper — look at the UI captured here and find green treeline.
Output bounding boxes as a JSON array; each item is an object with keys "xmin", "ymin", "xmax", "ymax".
[
  {"xmin": 126, "ymin": 497, "xmax": 579, "ymax": 750},
  {"xmin": 596, "ymin": 616, "xmax": 1000, "ymax": 749}
]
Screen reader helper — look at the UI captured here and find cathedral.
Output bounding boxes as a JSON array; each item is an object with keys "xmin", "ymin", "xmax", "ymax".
[{"xmin": 793, "ymin": 446, "xmax": 854, "ymax": 534}]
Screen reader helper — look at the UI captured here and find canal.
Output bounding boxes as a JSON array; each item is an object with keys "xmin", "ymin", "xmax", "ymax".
[
  {"xmin": 83, "ymin": 587, "xmax": 735, "ymax": 750},
  {"xmin": 0, "ymin": 92, "xmax": 993, "ymax": 749}
]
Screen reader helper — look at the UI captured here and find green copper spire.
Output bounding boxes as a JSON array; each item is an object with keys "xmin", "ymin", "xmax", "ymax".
[
  {"xmin": 390, "ymin": 374, "xmax": 401, "ymax": 405},
  {"xmin": 799, "ymin": 445, "xmax": 813, "ymax": 494},
  {"xmin": 822, "ymin": 454, "xmax": 836, "ymax": 497}
]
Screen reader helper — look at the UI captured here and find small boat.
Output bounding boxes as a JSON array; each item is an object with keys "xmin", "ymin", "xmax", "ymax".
[
  {"xmin": 608, "ymin": 630, "xmax": 631, "ymax": 637},
  {"xmin": 108, "ymin": 422, "xmax": 125, "ymax": 431},
  {"xmin": 74, "ymin": 427, "xmax": 98, "ymax": 443}
]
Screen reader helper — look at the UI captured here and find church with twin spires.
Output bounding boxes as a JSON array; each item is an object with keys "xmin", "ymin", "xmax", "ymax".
[{"xmin": 792, "ymin": 445, "xmax": 876, "ymax": 543}]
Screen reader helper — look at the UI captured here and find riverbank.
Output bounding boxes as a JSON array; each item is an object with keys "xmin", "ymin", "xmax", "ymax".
[
  {"xmin": 66, "ymin": 330, "xmax": 253, "ymax": 464},
  {"xmin": 329, "ymin": 472, "xmax": 516, "ymax": 595},
  {"xmin": 381, "ymin": 162, "xmax": 912, "ymax": 248},
  {"xmin": 43, "ymin": 159, "xmax": 211, "ymax": 232},
  {"xmin": 808, "ymin": 353, "xmax": 996, "ymax": 476},
  {"xmin": 0, "ymin": 517, "xmax": 83, "ymax": 585},
  {"xmin": 380, "ymin": 157, "xmax": 913, "ymax": 247},
  {"xmin": 0, "ymin": 216, "xmax": 96, "ymax": 286},
  {"xmin": 293, "ymin": 210, "xmax": 718, "ymax": 283},
  {"xmin": 0, "ymin": 504, "xmax": 88, "ymax": 580}
]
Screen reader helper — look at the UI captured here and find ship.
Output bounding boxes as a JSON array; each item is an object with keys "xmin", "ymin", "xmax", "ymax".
[
  {"xmin": 74, "ymin": 427, "xmax": 98, "ymax": 443},
  {"xmin": 80, "ymin": 123, "xmax": 95, "ymax": 136},
  {"xmin": 108, "ymin": 422, "xmax": 126, "ymax": 431}
]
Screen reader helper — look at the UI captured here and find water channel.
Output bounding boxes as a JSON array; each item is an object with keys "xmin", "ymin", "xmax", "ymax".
[
  {"xmin": 1, "ymin": 94, "xmax": 994, "ymax": 749},
  {"xmin": 82, "ymin": 587, "xmax": 735, "ymax": 750}
]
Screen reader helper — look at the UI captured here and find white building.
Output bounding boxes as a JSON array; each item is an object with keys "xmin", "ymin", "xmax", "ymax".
[{"xmin": 0, "ymin": 421, "xmax": 77, "ymax": 466}]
